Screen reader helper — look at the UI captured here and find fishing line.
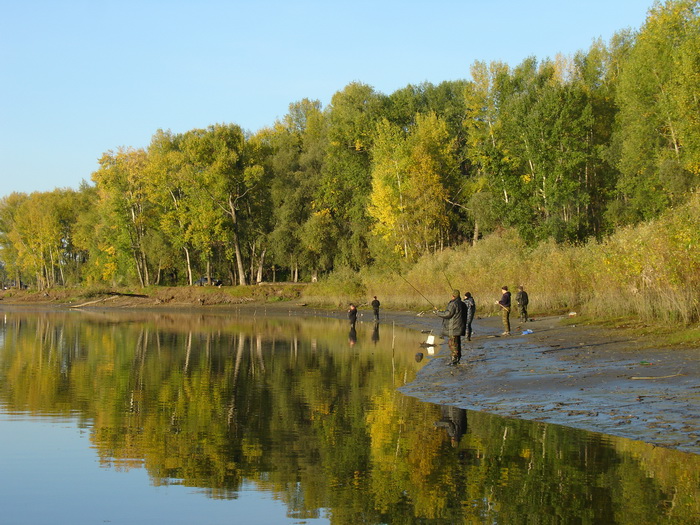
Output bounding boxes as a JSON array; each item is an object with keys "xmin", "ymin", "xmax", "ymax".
[
  {"xmin": 442, "ymin": 270, "xmax": 454, "ymax": 292},
  {"xmin": 395, "ymin": 271, "xmax": 437, "ymax": 309}
]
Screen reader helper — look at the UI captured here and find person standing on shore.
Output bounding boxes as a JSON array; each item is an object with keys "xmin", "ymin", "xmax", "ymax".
[
  {"xmin": 435, "ymin": 290, "xmax": 467, "ymax": 366},
  {"xmin": 371, "ymin": 295, "xmax": 380, "ymax": 322},
  {"xmin": 495, "ymin": 286, "xmax": 511, "ymax": 335},
  {"xmin": 515, "ymin": 285, "xmax": 529, "ymax": 323},
  {"xmin": 348, "ymin": 303, "xmax": 358, "ymax": 328},
  {"xmin": 463, "ymin": 292, "xmax": 476, "ymax": 341}
]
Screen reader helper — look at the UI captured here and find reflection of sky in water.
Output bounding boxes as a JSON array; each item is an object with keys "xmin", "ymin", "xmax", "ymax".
[{"xmin": 0, "ymin": 414, "xmax": 330, "ymax": 525}]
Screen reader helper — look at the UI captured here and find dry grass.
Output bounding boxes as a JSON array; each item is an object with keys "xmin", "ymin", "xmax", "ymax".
[{"xmin": 303, "ymin": 194, "xmax": 700, "ymax": 329}]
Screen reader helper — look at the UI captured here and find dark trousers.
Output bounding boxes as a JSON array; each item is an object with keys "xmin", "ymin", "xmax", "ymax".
[{"xmin": 448, "ymin": 336, "xmax": 461, "ymax": 363}]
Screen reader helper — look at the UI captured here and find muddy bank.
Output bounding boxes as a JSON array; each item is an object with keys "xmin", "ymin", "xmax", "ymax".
[
  {"xmin": 270, "ymin": 304, "xmax": 699, "ymax": 454},
  {"xmin": 376, "ymin": 310, "xmax": 700, "ymax": 455}
]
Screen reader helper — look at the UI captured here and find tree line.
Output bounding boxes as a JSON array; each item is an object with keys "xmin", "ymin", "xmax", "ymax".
[{"xmin": 1, "ymin": 0, "xmax": 698, "ymax": 290}]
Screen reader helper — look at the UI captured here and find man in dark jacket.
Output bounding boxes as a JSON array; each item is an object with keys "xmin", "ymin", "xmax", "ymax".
[
  {"xmin": 435, "ymin": 290, "xmax": 467, "ymax": 365},
  {"xmin": 463, "ymin": 292, "xmax": 476, "ymax": 341},
  {"xmin": 496, "ymin": 286, "xmax": 511, "ymax": 335},
  {"xmin": 371, "ymin": 295, "xmax": 380, "ymax": 321},
  {"xmin": 348, "ymin": 303, "xmax": 358, "ymax": 328},
  {"xmin": 515, "ymin": 285, "xmax": 529, "ymax": 323}
]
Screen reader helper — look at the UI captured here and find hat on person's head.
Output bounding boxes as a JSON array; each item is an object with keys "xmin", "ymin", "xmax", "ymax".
[{"xmin": 453, "ymin": 289, "xmax": 461, "ymax": 298}]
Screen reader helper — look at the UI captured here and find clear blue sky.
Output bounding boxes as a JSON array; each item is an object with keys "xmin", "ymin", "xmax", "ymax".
[{"xmin": 1, "ymin": 0, "xmax": 654, "ymax": 197}]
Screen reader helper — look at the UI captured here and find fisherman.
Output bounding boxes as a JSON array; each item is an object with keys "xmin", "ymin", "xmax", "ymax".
[
  {"xmin": 434, "ymin": 290, "xmax": 467, "ymax": 366},
  {"xmin": 371, "ymin": 295, "xmax": 381, "ymax": 322},
  {"xmin": 463, "ymin": 292, "xmax": 476, "ymax": 341},
  {"xmin": 515, "ymin": 285, "xmax": 529, "ymax": 323},
  {"xmin": 495, "ymin": 286, "xmax": 511, "ymax": 335},
  {"xmin": 348, "ymin": 303, "xmax": 358, "ymax": 329}
]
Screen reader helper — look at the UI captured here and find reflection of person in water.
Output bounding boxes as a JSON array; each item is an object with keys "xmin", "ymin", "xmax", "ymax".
[
  {"xmin": 349, "ymin": 325, "xmax": 357, "ymax": 346},
  {"xmin": 371, "ymin": 322, "xmax": 379, "ymax": 344},
  {"xmin": 434, "ymin": 405, "xmax": 467, "ymax": 447}
]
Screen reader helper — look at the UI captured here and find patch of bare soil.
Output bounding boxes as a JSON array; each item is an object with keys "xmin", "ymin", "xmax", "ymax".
[{"xmin": 0, "ymin": 285, "xmax": 302, "ymax": 308}]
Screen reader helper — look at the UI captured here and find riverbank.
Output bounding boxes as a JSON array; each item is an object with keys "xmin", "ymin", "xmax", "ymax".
[
  {"xmin": 1, "ymin": 289, "xmax": 699, "ymax": 454},
  {"xmin": 286, "ymin": 305, "xmax": 700, "ymax": 455},
  {"xmin": 381, "ymin": 310, "xmax": 700, "ymax": 455}
]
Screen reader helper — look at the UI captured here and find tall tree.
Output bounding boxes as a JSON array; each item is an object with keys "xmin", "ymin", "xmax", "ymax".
[
  {"xmin": 317, "ymin": 82, "xmax": 386, "ymax": 269},
  {"xmin": 369, "ymin": 113, "xmax": 457, "ymax": 260},
  {"xmin": 147, "ymin": 129, "xmax": 220, "ymax": 285},
  {"xmin": 180, "ymin": 124, "xmax": 264, "ymax": 286},
  {"xmin": 92, "ymin": 147, "xmax": 154, "ymax": 286},
  {"xmin": 611, "ymin": 0, "xmax": 700, "ymax": 224},
  {"xmin": 463, "ymin": 61, "xmax": 517, "ymax": 241},
  {"xmin": 5, "ymin": 190, "xmax": 80, "ymax": 289},
  {"xmin": 0, "ymin": 192, "xmax": 28, "ymax": 287},
  {"xmin": 267, "ymin": 99, "xmax": 328, "ymax": 281}
]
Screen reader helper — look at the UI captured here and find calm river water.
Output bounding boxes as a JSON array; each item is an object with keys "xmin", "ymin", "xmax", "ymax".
[{"xmin": 1, "ymin": 308, "xmax": 698, "ymax": 524}]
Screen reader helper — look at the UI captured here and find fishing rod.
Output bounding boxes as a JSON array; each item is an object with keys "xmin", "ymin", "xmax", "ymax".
[
  {"xmin": 396, "ymin": 272, "xmax": 437, "ymax": 309},
  {"xmin": 442, "ymin": 270, "xmax": 454, "ymax": 292}
]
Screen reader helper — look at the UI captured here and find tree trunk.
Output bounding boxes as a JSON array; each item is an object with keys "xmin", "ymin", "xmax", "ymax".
[
  {"xmin": 249, "ymin": 243, "xmax": 256, "ymax": 284},
  {"xmin": 227, "ymin": 196, "xmax": 247, "ymax": 286},
  {"xmin": 133, "ymin": 249, "xmax": 145, "ymax": 287},
  {"xmin": 256, "ymin": 248, "xmax": 266, "ymax": 284},
  {"xmin": 184, "ymin": 246, "xmax": 193, "ymax": 285}
]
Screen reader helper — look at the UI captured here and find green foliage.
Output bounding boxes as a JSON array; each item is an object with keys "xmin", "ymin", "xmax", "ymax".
[
  {"xmin": 303, "ymin": 266, "xmax": 366, "ymax": 306},
  {"xmin": 610, "ymin": 0, "xmax": 700, "ymax": 224}
]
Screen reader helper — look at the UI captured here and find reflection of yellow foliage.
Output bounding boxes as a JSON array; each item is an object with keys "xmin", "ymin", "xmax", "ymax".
[
  {"xmin": 242, "ymin": 439, "xmax": 263, "ymax": 461},
  {"xmin": 4, "ymin": 311, "xmax": 700, "ymax": 522}
]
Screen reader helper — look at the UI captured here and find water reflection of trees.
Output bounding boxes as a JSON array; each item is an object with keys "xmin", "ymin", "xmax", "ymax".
[{"xmin": 1, "ymin": 311, "xmax": 699, "ymax": 523}]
